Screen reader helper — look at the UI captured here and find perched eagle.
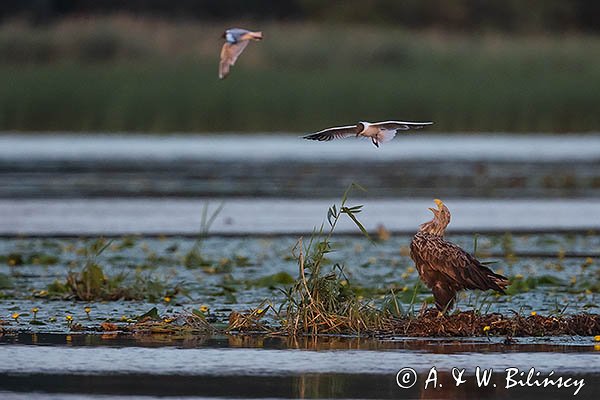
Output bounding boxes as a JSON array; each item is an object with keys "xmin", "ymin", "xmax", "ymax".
[{"xmin": 410, "ymin": 199, "xmax": 509, "ymax": 311}]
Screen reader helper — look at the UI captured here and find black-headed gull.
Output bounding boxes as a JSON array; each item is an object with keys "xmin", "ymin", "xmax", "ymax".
[
  {"xmin": 219, "ymin": 28, "xmax": 263, "ymax": 79},
  {"xmin": 303, "ymin": 120, "xmax": 433, "ymax": 147}
]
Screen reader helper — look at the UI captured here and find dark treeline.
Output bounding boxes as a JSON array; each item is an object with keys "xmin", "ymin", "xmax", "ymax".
[{"xmin": 2, "ymin": 0, "xmax": 599, "ymax": 33}]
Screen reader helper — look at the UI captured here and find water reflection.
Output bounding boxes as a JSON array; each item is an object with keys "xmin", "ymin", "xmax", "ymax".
[
  {"xmin": 0, "ymin": 372, "xmax": 597, "ymax": 399},
  {"xmin": 1, "ymin": 333, "xmax": 598, "ymax": 399},
  {"xmin": 1, "ymin": 332, "xmax": 597, "ymax": 353}
]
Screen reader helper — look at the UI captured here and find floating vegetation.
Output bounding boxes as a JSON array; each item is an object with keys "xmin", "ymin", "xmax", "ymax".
[
  {"xmin": 119, "ymin": 307, "xmax": 215, "ymax": 336},
  {"xmin": 227, "ymin": 301, "xmax": 272, "ymax": 333},
  {"xmin": 0, "ymin": 273, "xmax": 13, "ymax": 290},
  {"xmin": 17, "ymin": 307, "xmax": 595, "ymax": 338},
  {"xmin": 249, "ymin": 272, "xmax": 295, "ymax": 288},
  {"xmin": 44, "ymin": 239, "xmax": 180, "ymax": 301},
  {"xmin": 378, "ymin": 310, "xmax": 600, "ymax": 338},
  {"xmin": 1, "ymin": 251, "xmax": 59, "ymax": 266},
  {"xmin": 3, "ymin": 253, "xmax": 23, "ymax": 266},
  {"xmin": 505, "ymin": 274, "xmax": 564, "ymax": 295}
]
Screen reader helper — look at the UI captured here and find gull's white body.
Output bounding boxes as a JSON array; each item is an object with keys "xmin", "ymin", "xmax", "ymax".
[
  {"xmin": 357, "ymin": 121, "xmax": 397, "ymax": 144},
  {"xmin": 303, "ymin": 120, "xmax": 433, "ymax": 147}
]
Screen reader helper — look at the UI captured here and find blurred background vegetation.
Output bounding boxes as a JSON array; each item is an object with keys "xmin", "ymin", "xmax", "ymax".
[{"xmin": 1, "ymin": 1, "xmax": 599, "ymax": 133}]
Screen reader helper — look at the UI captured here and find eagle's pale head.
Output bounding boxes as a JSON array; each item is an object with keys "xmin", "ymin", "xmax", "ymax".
[{"xmin": 419, "ymin": 198, "xmax": 451, "ymax": 236}]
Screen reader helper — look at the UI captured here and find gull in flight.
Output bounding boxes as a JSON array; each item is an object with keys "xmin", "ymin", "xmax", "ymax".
[
  {"xmin": 219, "ymin": 28, "xmax": 263, "ymax": 79},
  {"xmin": 302, "ymin": 120, "xmax": 433, "ymax": 148}
]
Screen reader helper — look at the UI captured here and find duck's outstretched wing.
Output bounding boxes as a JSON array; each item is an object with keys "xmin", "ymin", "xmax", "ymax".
[
  {"xmin": 373, "ymin": 121, "xmax": 433, "ymax": 131},
  {"xmin": 302, "ymin": 125, "xmax": 361, "ymax": 142},
  {"xmin": 219, "ymin": 40, "xmax": 250, "ymax": 79}
]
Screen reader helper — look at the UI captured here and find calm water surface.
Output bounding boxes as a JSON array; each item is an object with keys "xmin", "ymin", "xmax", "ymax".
[{"xmin": 0, "ymin": 334, "xmax": 598, "ymax": 399}]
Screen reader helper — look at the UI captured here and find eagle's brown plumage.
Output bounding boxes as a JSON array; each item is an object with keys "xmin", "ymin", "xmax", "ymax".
[{"xmin": 410, "ymin": 199, "xmax": 509, "ymax": 311}]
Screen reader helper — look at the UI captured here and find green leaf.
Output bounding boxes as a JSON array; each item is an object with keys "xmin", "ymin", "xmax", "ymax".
[
  {"xmin": 93, "ymin": 239, "xmax": 114, "ymax": 257},
  {"xmin": 327, "ymin": 205, "xmax": 337, "ymax": 227},
  {"xmin": 250, "ymin": 272, "xmax": 296, "ymax": 288},
  {"xmin": 345, "ymin": 205, "xmax": 363, "ymax": 212},
  {"xmin": 0, "ymin": 273, "xmax": 13, "ymax": 289},
  {"xmin": 135, "ymin": 306, "xmax": 161, "ymax": 321},
  {"xmin": 344, "ymin": 209, "xmax": 371, "ymax": 240}
]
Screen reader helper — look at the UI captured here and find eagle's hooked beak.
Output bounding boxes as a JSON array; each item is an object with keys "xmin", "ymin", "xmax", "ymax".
[{"xmin": 429, "ymin": 198, "xmax": 444, "ymax": 214}]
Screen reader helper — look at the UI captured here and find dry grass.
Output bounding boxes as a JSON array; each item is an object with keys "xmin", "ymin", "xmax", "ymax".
[
  {"xmin": 278, "ymin": 237, "xmax": 386, "ymax": 335},
  {"xmin": 275, "ymin": 184, "xmax": 389, "ymax": 335},
  {"xmin": 129, "ymin": 313, "xmax": 215, "ymax": 335},
  {"xmin": 227, "ymin": 300, "xmax": 272, "ymax": 333}
]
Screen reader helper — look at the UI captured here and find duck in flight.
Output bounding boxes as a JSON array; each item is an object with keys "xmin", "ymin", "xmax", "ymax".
[
  {"xmin": 219, "ymin": 28, "xmax": 263, "ymax": 79},
  {"xmin": 302, "ymin": 120, "xmax": 433, "ymax": 147}
]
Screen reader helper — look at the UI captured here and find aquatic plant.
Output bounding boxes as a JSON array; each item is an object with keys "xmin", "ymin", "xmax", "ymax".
[
  {"xmin": 279, "ymin": 184, "xmax": 386, "ymax": 335},
  {"xmin": 183, "ymin": 202, "xmax": 224, "ymax": 268},
  {"xmin": 378, "ymin": 309, "xmax": 600, "ymax": 337},
  {"xmin": 505, "ymin": 274, "xmax": 563, "ymax": 296},
  {"xmin": 248, "ymin": 272, "xmax": 295, "ymax": 288},
  {"xmin": 0, "ymin": 273, "xmax": 13, "ymax": 290},
  {"xmin": 47, "ymin": 238, "xmax": 180, "ymax": 301},
  {"xmin": 382, "ymin": 282, "xmax": 426, "ymax": 318},
  {"xmin": 227, "ymin": 300, "xmax": 273, "ymax": 332},
  {"xmin": 1, "ymin": 251, "xmax": 59, "ymax": 266},
  {"xmin": 126, "ymin": 306, "xmax": 215, "ymax": 335}
]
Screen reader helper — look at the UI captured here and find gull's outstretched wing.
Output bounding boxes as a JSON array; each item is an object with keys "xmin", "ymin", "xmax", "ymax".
[
  {"xmin": 373, "ymin": 121, "xmax": 433, "ymax": 131},
  {"xmin": 219, "ymin": 40, "xmax": 250, "ymax": 79},
  {"xmin": 302, "ymin": 125, "xmax": 361, "ymax": 142},
  {"xmin": 226, "ymin": 28, "xmax": 263, "ymax": 42}
]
